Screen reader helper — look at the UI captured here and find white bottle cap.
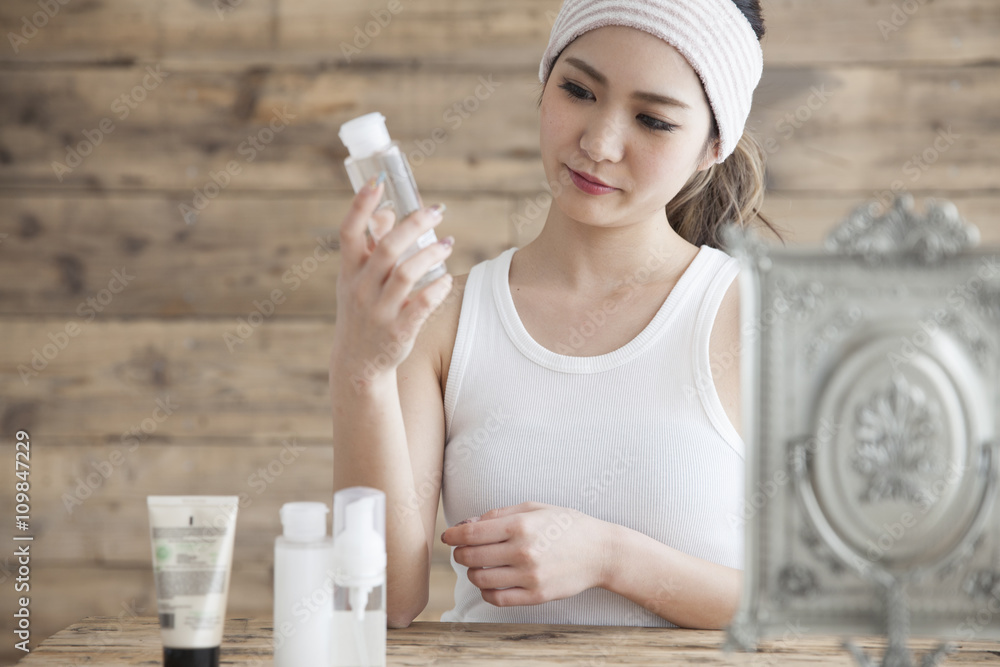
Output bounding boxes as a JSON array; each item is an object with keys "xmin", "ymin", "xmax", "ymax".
[
  {"xmin": 333, "ymin": 487, "xmax": 386, "ymax": 580},
  {"xmin": 338, "ymin": 112, "xmax": 392, "ymax": 160},
  {"xmin": 279, "ymin": 502, "xmax": 329, "ymax": 542}
]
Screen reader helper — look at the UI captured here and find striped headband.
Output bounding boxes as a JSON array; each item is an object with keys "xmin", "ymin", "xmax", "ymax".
[{"xmin": 538, "ymin": 0, "xmax": 764, "ymax": 163}]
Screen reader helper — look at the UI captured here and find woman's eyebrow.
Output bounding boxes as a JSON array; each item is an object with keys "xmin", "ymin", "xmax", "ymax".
[{"xmin": 564, "ymin": 56, "xmax": 691, "ymax": 110}]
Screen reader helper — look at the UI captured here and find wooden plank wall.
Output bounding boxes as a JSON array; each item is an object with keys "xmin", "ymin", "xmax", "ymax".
[{"xmin": 0, "ymin": 0, "xmax": 998, "ymax": 661}]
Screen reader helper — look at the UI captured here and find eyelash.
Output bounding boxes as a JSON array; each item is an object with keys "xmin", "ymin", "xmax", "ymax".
[{"xmin": 558, "ymin": 80, "xmax": 678, "ymax": 134}]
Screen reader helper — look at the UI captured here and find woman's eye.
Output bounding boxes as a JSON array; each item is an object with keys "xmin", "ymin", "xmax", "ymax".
[
  {"xmin": 559, "ymin": 80, "xmax": 677, "ymax": 134},
  {"xmin": 640, "ymin": 115, "xmax": 677, "ymax": 133},
  {"xmin": 558, "ymin": 81, "xmax": 591, "ymax": 100}
]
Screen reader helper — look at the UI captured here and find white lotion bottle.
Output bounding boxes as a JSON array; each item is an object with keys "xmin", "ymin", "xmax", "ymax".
[
  {"xmin": 331, "ymin": 487, "xmax": 386, "ymax": 667},
  {"xmin": 273, "ymin": 502, "xmax": 334, "ymax": 667},
  {"xmin": 338, "ymin": 112, "xmax": 447, "ymax": 291}
]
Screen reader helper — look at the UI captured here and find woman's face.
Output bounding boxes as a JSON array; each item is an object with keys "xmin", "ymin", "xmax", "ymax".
[{"xmin": 539, "ymin": 25, "xmax": 717, "ymax": 230}]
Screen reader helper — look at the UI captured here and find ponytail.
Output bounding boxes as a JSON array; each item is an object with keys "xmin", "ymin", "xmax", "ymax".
[
  {"xmin": 666, "ymin": 126, "xmax": 781, "ymax": 249},
  {"xmin": 664, "ymin": 0, "xmax": 780, "ymax": 249}
]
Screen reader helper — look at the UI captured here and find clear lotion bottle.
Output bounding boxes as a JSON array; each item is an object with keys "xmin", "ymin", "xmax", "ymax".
[
  {"xmin": 273, "ymin": 502, "xmax": 334, "ymax": 667},
  {"xmin": 331, "ymin": 487, "xmax": 386, "ymax": 667},
  {"xmin": 338, "ymin": 112, "xmax": 447, "ymax": 291}
]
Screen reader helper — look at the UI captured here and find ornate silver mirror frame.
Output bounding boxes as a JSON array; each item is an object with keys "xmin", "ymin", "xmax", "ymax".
[{"xmin": 724, "ymin": 196, "xmax": 1000, "ymax": 666}]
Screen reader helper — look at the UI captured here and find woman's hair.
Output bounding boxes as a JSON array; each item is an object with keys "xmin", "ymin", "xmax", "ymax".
[{"xmin": 537, "ymin": 0, "xmax": 782, "ymax": 249}]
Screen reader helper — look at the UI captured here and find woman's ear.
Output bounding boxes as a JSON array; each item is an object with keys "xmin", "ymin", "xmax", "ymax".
[{"xmin": 697, "ymin": 138, "xmax": 720, "ymax": 172}]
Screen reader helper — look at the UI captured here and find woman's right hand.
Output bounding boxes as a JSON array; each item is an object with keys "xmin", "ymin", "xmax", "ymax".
[{"xmin": 331, "ymin": 174, "xmax": 455, "ymax": 389}]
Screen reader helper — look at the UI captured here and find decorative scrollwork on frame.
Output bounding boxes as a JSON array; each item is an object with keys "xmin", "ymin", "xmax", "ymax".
[
  {"xmin": 936, "ymin": 534, "xmax": 985, "ymax": 583},
  {"xmin": 804, "ymin": 307, "xmax": 865, "ymax": 367},
  {"xmin": 776, "ymin": 279, "xmax": 825, "ymax": 321},
  {"xmin": 962, "ymin": 569, "xmax": 1000, "ymax": 600},
  {"xmin": 939, "ymin": 310, "xmax": 994, "ymax": 369},
  {"xmin": 799, "ymin": 522, "xmax": 847, "ymax": 576},
  {"xmin": 826, "ymin": 195, "xmax": 980, "ymax": 265},
  {"xmin": 778, "ymin": 564, "xmax": 821, "ymax": 598}
]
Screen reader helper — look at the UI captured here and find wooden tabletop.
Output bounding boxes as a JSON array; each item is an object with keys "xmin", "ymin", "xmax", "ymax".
[{"xmin": 15, "ymin": 617, "xmax": 1000, "ymax": 665}]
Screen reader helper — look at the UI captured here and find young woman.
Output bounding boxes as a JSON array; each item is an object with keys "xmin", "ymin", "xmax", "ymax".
[{"xmin": 330, "ymin": 0, "xmax": 776, "ymax": 630}]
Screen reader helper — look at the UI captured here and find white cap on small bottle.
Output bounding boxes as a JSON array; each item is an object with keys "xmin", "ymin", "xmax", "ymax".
[
  {"xmin": 338, "ymin": 112, "xmax": 392, "ymax": 160},
  {"xmin": 279, "ymin": 502, "xmax": 329, "ymax": 542}
]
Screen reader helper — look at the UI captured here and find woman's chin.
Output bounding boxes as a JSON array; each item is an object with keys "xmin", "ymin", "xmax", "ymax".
[{"xmin": 551, "ymin": 199, "xmax": 626, "ymax": 229}]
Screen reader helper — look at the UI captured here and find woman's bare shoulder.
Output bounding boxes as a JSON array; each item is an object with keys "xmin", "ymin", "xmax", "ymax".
[{"xmin": 709, "ymin": 274, "xmax": 741, "ymax": 438}]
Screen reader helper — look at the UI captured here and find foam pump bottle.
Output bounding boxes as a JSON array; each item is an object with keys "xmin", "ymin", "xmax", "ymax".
[
  {"xmin": 331, "ymin": 486, "xmax": 386, "ymax": 667},
  {"xmin": 273, "ymin": 502, "xmax": 334, "ymax": 667},
  {"xmin": 338, "ymin": 112, "xmax": 447, "ymax": 290}
]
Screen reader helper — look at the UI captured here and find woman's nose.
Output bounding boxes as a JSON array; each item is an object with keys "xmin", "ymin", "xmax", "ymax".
[{"xmin": 579, "ymin": 114, "xmax": 625, "ymax": 163}]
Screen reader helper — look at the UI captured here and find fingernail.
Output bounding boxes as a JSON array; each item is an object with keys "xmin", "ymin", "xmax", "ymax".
[
  {"xmin": 456, "ymin": 516, "xmax": 479, "ymax": 526},
  {"xmin": 439, "ymin": 236, "xmax": 454, "ymax": 248},
  {"xmin": 366, "ymin": 171, "xmax": 387, "ymax": 192},
  {"xmin": 428, "ymin": 203, "xmax": 447, "ymax": 217}
]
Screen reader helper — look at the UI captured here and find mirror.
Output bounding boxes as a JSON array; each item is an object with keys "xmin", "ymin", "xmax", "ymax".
[{"xmin": 725, "ymin": 195, "xmax": 1000, "ymax": 667}]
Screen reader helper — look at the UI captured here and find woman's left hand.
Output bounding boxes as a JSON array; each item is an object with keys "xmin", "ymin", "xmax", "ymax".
[{"xmin": 440, "ymin": 502, "xmax": 617, "ymax": 606}]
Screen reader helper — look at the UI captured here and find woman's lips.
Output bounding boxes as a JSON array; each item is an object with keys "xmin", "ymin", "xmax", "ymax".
[{"xmin": 567, "ymin": 166, "xmax": 618, "ymax": 195}]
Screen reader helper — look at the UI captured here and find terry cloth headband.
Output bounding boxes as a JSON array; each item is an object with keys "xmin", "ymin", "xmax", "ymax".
[{"xmin": 538, "ymin": 0, "xmax": 764, "ymax": 163}]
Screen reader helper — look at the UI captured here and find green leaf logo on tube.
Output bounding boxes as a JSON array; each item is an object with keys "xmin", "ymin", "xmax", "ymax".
[{"xmin": 147, "ymin": 496, "xmax": 239, "ymax": 667}]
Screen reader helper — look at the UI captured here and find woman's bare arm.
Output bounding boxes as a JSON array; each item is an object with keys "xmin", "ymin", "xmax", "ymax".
[
  {"xmin": 331, "ymin": 343, "xmax": 450, "ymax": 626},
  {"xmin": 330, "ymin": 177, "xmax": 455, "ymax": 627},
  {"xmin": 601, "ymin": 523, "xmax": 742, "ymax": 628}
]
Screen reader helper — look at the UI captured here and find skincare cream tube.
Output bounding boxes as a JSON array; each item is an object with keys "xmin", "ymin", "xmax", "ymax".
[{"xmin": 147, "ymin": 496, "xmax": 239, "ymax": 667}]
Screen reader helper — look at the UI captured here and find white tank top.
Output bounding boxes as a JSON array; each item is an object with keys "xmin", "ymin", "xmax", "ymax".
[{"xmin": 440, "ymin": 245, "xmax": 744, "ymax": 626}]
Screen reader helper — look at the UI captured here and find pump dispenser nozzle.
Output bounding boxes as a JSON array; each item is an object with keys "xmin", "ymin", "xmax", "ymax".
[
  {"xmin": 338, "ymin": 496, "xmax": 383, "ymax": 620},
  {"xmin": 332, "ymin": 487, "xmax": 386, "ymax": 667},
  {"xmin": 333, "ymin": 486, "xmax": 386, "ymax": 664}
]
